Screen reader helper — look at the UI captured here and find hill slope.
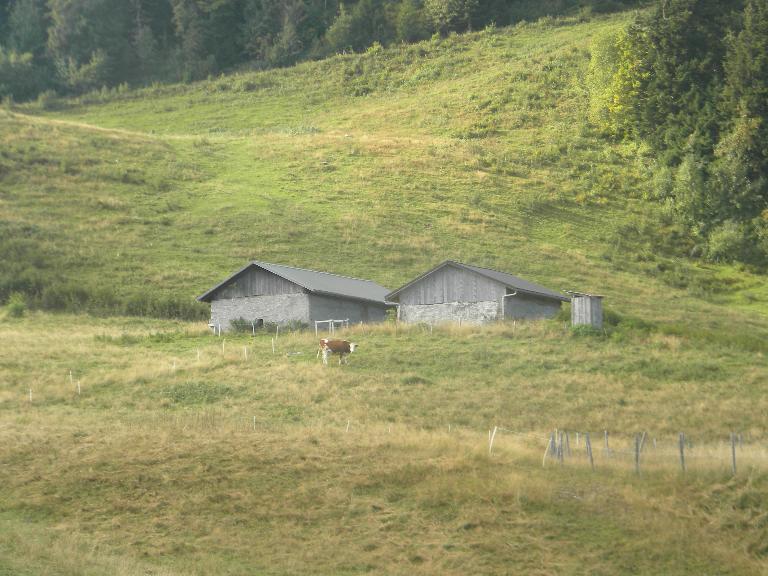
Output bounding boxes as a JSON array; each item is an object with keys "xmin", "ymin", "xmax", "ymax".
[
  {"xmin": 3, "ymin": 11, "xmax": 766, "ymax": 329},
  {"xmin": 1, "ymin": 315, "xmax": 767, "ymax": 575},
  {"xmin": 2, "ymin": 11, "xmax": 768, "ymax": 576}
]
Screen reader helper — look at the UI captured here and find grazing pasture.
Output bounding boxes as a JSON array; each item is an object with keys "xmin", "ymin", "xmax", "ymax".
[
  {"xmin": 1, "ymin": 8, "xmax": 767, "ymax": 575},
  {"xmin": 0, "ymin": 312, "xmax": 766, "ymax": 575}
]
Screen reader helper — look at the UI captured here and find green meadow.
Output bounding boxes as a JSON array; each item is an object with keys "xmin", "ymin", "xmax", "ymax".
[{"xmin": 1, "ymin": 10, "xmax": 767, "ymax": 575}]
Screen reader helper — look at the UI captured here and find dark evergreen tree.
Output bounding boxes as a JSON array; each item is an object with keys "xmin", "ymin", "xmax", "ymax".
[
  {"xmin": 709, "ymin": 0, "xmax": 768, "ymax": 260},
  {"xmin": 326, "ymin": 0, "xmax": 393, "ymax": 53},
  {"xmin": 396, "ymin": 0, "xmax": 432, "ymax": 42},
  {"xmin": 0, "ymin": 0, "xmax": 12, "ymax": 42},
  {"xmin": 170, "ymin": 0, "xmax": 210, "ymax": 80},
  {"xmin": 132, "ymin": 0, "xmax": 161, "ymax": 81},
  {"xmin": 424, "ymin": 0, "xmax": 478, "ymax": 35},
  {"xmin": 633, "ymin": 0, "xmax": 741, "ymax": 163},
  {"xmin": 263, "ymin": 0, "xmax": 306, "ymax": 66},
  {"xmin": 48, "ymin": 0, "xmax": 134, "ymax": 90},
  {"xmin": 7, "ymin": 0, "xmax": 48, "ymax": 56},
  {"xmin": 241, "ymin": 0, "xmax": 283, "ymax": 62}
]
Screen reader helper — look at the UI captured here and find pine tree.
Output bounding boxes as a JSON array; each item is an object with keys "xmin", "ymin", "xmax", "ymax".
[
  {"xmin": 171, "ymin": 0, "xmax": 209, "ymax": 80},
  {"xmin": 7, "ymin": 0, "xmax": 48, "ymax": 57},
  {"xmin": 396, "ymin": 0, "xmax": 432, "ymax": 43},
  {"xmin": 711, "ymin": 0, "xmax": 768, "ymax": 260},
  {"xmin": 48, "ymin": 0, "xmax": 133, "ymax": 90},
  {"xmin": 424, "ymin": 0, "xmax": 478, "ymax": 35}
]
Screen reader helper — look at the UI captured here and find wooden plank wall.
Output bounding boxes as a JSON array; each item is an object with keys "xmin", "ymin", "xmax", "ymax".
[
  {"xmin": 212, "ymin": 267, "xmax": 304, "ymax": 300},
  {"xmin": 571, "ymin": 296, "xmax": 603, "ymax": 328},
  {"xmin": 398, "ymin": 264, "xmax": 505, "ymax": 305}
]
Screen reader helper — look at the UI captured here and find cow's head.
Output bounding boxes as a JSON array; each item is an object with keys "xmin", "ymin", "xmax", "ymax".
[{"xmin": 349, "ymin": 342, "xmax": 358, "ymax": 352}]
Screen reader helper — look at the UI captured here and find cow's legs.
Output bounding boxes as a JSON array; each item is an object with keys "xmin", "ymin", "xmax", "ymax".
[{"xmin": 322, "ymin": 348, "xmax": 330, "ymax": 365}]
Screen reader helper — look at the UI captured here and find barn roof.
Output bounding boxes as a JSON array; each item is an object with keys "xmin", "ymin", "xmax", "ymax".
[
  {"xmin": 386, "ymin": 260, "xmax": 570, "ymax": 302},
  {"xmin": 197, "ymin": 261, "xmax": 391, "ymax": 304}
]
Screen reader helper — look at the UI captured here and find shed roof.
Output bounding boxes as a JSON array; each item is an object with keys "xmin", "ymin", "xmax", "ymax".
[
  {"xmin": 386, "ymin": 260, "xmax": 570, "ymax": 302},
  {"xmin": 197, "ymin": 261, "xmax": 391, "ymax": 304}
]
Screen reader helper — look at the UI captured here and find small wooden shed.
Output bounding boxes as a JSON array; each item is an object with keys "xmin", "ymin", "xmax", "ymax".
[{"xmin": 569, "ymin": 292, "xmax": 604, "ymax": 329}]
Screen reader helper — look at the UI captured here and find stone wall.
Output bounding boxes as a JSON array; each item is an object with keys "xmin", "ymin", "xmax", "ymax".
[
  {"xmin": 399, "ymin": 295, "xmax": 562, "ymax": 325},
  {"xmin": 209, "ymin": 293, "xmax": 310, "ymax": 331},
  {"xmin": 399, "ymin": 301, "xmax": 499, "ymax": 324}
]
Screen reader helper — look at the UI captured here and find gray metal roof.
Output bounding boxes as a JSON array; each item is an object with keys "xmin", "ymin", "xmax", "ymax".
[
  {"xmin": 197, "ymin": 261, "xmax": 391, "ymax": 304},
  {"xmin": 386, "ymin": 260, "xmax": 570, "ymax": 302}
]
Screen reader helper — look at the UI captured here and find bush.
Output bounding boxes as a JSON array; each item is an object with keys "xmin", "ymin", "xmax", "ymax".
[
  {"xmin": 6, "ymin": 292, "xmax": 26, "ymax": 317},
  {"xmin": 0, "ymin": 48, "xmax": 46, "ymax": 101},
  {"xmin": 231, "ymin": 317, "xmax": 259, "ymax": 333},
  {"xmin": 705, "ymin": 220, "xmax": 748, "ymax": 263},
  {"xmin": 570, "ymin": 324, "xmax": 604, "ymax": 337}
]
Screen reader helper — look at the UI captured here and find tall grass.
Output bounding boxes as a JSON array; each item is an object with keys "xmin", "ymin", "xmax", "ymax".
[{"xmin": 0, "ymin": 313, "xmax": 766, "ymax": 573}]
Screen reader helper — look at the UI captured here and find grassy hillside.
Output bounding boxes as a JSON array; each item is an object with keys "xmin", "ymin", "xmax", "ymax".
[
  {"xmin": 4, "ymin": 11, "xmax": 768, "ymax": 325},
  {"xmin": 0, "ymin": 314, "xmax": 767, "ymax": 575},
  {"xmin": 2, "ymin": 9, "xmax": 768, "ymax": 575}
]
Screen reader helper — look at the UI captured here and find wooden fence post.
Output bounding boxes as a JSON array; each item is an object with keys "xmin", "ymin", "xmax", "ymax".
[
  {"xmin": 565, "ymin": 431, "xmax": 571, "ymax": 457},
  {"xmin": 489, "ymin": 426, "xmax": 498, "ymax": 456},
  {"xmin": 634, "ymin": 434, "xmax": 641, "ymax": 475},
  {"xmin": 604, "ymin": 430, "xmax": 609, "ymax": 455},
  {"xmin": 731, "ymin": 432, "xmax": 737, "ymax": 476},
  {"xmin": 543, "ymin": 432, "xmax": 555, "ymax": 467},
  {"xmin": 679, "ymin": 432, "xmax": 686, "ymax": 474},
  {"xmin": 586, "ymin": 432, "xmax": 594, "ymax": 471},
  {"xmin": 558, "ymin": 430, "xmax": 564, "ymax": 464}
]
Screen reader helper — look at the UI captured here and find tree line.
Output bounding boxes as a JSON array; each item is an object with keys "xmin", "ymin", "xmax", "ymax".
[
  {"xmin": 589, "ymin": 0, "xmax": 768, "ymax": 265},
  {"xmin": 0, "ymin": 0, "xmax": 636, "ymax": 101}
]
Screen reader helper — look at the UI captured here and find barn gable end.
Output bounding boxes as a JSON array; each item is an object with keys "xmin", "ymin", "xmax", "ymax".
[{"xmin": 212, "ymin": 266, "xmax": 305, "ymax": 300}]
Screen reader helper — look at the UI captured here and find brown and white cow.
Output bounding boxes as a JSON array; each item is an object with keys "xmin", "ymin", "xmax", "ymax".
[{"xmin": 317, "ymin": 338, "xmax": 358, "ymax": 365}]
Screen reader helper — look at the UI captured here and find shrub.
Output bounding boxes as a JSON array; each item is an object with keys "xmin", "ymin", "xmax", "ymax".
[
  {"xmin": 231, "ymin": 317, "xmax": 259, "ymax": 333},
  {"xmin": 6, "ymin": 292, "xmax": 26, "ymax": 317},
  {"xmin": 705, "ymin": 220, "xmax": 748, "ymax": 263},
  {"xmin": 570, "ymin": 324, "xmax": 604, "ymax": 337}
]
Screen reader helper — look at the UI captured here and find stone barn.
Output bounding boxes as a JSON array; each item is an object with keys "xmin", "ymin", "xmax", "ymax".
[
  {"xmin": 386, "ymin": 260, "xmax": 569, "ymax": 325},
  {"xmin": 197, "ymin": 261, "xmax": 391, "ymax": 332}
]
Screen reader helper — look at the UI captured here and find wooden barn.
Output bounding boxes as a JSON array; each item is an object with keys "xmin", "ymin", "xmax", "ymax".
[
  {"xmin": 197, "ymin": 261, "xmax": 391, "ymax": 332},
  {"xmin": 386, "ymin": 260, "xmax": 569, "ymax": 325}
]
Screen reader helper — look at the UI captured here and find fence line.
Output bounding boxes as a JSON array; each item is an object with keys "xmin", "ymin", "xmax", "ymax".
[
  {"xmin": 107, "ymin": 412, "xmax": 768, "ymax": 477},
  {"xmin": 18, "ymin": 370, "xmax": 768, "ymax": 478}
]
